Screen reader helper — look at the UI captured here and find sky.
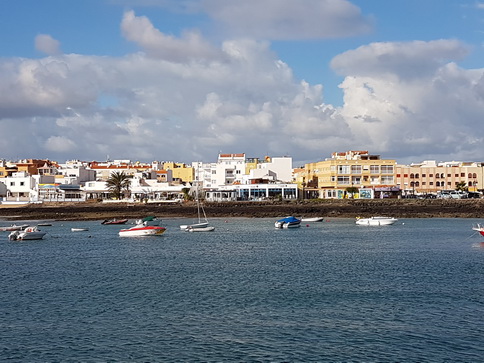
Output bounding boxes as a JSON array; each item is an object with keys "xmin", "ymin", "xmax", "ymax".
[{"xmin": 1, "ymin": 0, "xmax": 484, "ymax": 166}]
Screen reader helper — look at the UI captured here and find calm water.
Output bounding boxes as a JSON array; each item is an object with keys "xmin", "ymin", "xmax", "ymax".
[{"xmin": 0, "ymin": 217, "xmax": 483, "ymax": 362}]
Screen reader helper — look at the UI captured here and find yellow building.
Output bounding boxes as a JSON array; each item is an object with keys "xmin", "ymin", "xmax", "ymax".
[
  {"xmin": 303, "ymin": 151, "xmax": 398, "ymax": 199},
  {"xmin": 162, "ymin": 162, "xmax": 194, "ymax": 184}
]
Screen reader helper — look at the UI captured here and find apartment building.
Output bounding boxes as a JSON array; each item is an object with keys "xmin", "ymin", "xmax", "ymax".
[
  {"xmin": 303, "ymin": 151, "xmax": 398, "ymax": 199},
  {"xmin": 395, "ymin": 160, "xmax": 483, "ymax": 195}
]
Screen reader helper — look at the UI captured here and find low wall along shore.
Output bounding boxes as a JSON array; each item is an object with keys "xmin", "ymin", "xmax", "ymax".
[{"xmin": 1, "ymin": 199, "xmax": 484, "ymax": 221}]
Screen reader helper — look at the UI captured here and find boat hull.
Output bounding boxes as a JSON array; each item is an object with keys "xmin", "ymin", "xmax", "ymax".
[
  {"xmin": 102, "ymin": 219, "xmax": 129, "ymax": 225},
  {"xmin": 356, "ymin": 217, "xmax": 398, "ymax": 226},
  {"xmin": 275, "ymin": 216, "xmax": 302, "ymax": 229},
  {"xmin": 301, "ymin": 217, "xmax": 324, "ymax": 222},
  {"xmin": 119, "ymin": 225, "xmax": 166, "ymax": 237},
  {"xmin": 180, "ymin": 222, "xmax": 209, "ymax": 230},
  {"xmin": 187, "ymin": 226, "xmax": 215, "ymax": 232}
]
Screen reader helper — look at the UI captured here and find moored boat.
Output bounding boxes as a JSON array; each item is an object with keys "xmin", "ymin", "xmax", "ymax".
[
  {"xmin": 472, "ymin": 223, "xmax": 484, "ymax": 236},
  {"xmin": 275, "ymin": 216, "xmax": 301, "ymax": 229},
  {"xmin": 8, "ymin": 226, "xmax": 46, "ymax": 241},
  {"xmin": 0, "ymin": 224, "xmax": 29, "ymax": 232},
  {"xmin": 71, "ymin": 228, "xmax": 89, "ymax": 232},
  {"xmin": 186, "ymin": 226, "xmax": 215, "ymax": 232},
  {"xmin": 301, "ymin": 217, "xmax": 324, "ymax": 222},
  {"xmin": 356, "ymin": 216, "xmax": 398, "ymax": 226},
  {"xmin": 119, "ymin": 224, "xmax": 166, "ymax": 237},
  {"xmin": 102, "ymin": 218, "xmax": 129, "ymax": 225}
]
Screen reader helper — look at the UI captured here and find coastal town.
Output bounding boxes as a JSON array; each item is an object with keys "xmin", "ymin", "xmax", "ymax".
[{"xmin": 0, "ymin": 150, "xmax": 482, "ymax": 205}]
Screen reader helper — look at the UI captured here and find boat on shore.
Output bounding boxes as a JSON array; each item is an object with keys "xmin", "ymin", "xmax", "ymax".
[
  {"xmin": 8, "ymin": 226, "xmax": 46, "ymax": 241},
  {"xmin": 356, "ymin": 216, "xmax": 398, "ymax": 226},
  {"xmin": 275, "ymin": 216, "xmax": 301, "ymax": 229},
  {"xmin": 102, "ymin": 218, "xmax": 129, "ymax": 225},
  {"xmin": 119, "ymin": 224, "xmax": 166, "ymax": 237}
]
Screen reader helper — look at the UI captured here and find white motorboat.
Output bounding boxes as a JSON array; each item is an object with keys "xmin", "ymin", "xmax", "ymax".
[
  {"xmin": 8, "ymin": 226, "xmax": 46, "ymax": 241},
  {"xmin": 301, "ymin": 217, "xmax": 324, "ymax": 222},
  {"xmin": 275, "ymin": 216, "xmax": 302, "ymax": 229},
  {"xmin": 0, "ymin": 224, "xmax": 29, "ymax": 232},
  {"xmin": 186, "ymin": 226, "xmax": 215, "ymax": 232},
  {"xmin": 355, "ymin": 216, "xmax": 398, "ymax": 226},
  {"xmin": 71, "ymin": 228, "xmax": 89, "ymax": 232},
  {"xmin": 119, "ymin": 224, "xmax": 166, "ymax": 237}
]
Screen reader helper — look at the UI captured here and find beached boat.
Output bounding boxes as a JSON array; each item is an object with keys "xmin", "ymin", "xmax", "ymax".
[
  {"xmin": 8, "ymin": 226, "xmax": 46, "ymax": 241},
  {"xmin": 275, "ymin": 216, "xmax": 301, "ymax": 229},
  {"xmin": 119, "ymin": 224, "xmax": 166, "ymax": 237},
  {"xmin": 101, "ymin": 218, "xmax": 129, "ymax": 225},
  {"xmin": 356, "ymin": 216, "xmax": 398, "ymax": 226}
]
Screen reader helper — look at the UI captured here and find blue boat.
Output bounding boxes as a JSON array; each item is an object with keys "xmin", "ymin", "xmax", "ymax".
[{"xmin": 274, "ymin": 216, "xmax": 301, "ymax": 229}]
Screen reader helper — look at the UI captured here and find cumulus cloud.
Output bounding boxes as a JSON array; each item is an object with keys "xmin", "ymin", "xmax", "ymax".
[
  {"xmin": 331, "ymin": 39, "xmax": 470, "ymax": 80},
  {"xmin": 35, "ymin": 34, "xmax": 62, "ymax": 55},
  {"xmin": 199, "ymin": 0, "xmax": 373, "ymax": 40},
  {"xmin": 121, "ymin": 10, "xmax": 222, "ymax": 61},
  {"xmin": 335, "ymin": 40, "xmax": 484, "ymax": 163},
  {"xmin": 1, "ymin": 9, "xmax": 484, "ymax": 166}
]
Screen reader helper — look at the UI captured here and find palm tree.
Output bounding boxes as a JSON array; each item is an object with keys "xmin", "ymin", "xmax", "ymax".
[
  {"xmin": 455, "ymin": 181, "xmax": 468, "ymax": 192},
  {"xmin": 106, "ymin": 171, "xmax": 131, "ymax": 200}
]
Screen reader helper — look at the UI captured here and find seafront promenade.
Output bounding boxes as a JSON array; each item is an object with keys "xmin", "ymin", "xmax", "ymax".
[{"xmin": 0, "ymin": 199, "xmax": 484, "ymax": 221}]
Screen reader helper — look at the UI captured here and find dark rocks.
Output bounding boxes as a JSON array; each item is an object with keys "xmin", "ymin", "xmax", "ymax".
[{"xmin": 1, "ymin": 199, "xmax": 483, "ymax": 221}]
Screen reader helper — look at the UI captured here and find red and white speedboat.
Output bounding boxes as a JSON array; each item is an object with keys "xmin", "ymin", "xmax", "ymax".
[
  {"xmin": 119, "ymin": 224, "xmax": 166, "ymax": 237},
  {"xmin": 472, "ymin": 224, "xmax": 484, "ymax": 236}
]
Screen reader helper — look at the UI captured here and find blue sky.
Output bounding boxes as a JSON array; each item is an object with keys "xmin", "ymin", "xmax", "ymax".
[{"xmin": 1, "ymin": 0, "xmax": 484, "ymax": 165}]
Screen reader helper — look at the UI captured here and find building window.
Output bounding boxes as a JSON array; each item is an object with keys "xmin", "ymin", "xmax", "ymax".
[
  {"xmin": 436, "ymin": 174, "xmax": 440, "ymax": 179},
  {"xmin": 461, "ymin": 173, "xmax": 465, "ymax": 177},
  {"xmin": 381, "ymin": 165, "xmax": 394, "ymax": 174},
  {"xmin": 337, "ymin": 165, "xmax": 350, "ymax": 174},
  {"xmin": 429, "ymin": 174, "xmax": 433, "ymax": 177},
  {"xmin": 10, "ymin": 182, "xmax": 14, "ymax": 186},
  {"xmin": 351, "ymin": 165, "xmax": 361, "ymax": 174},
  {"xmin": 415, "ymin": 174, "xmax": 419, "ymax": 178},
  {"xmin": 381, "ymin": 176, "xmax": 394, "ymax": 184},
  {"xmin": 430, "ymin": 182, "xmax": 433, "ymax": 185},
  {"xmin": 20, "ymin": 182, "xmax": 25, "ymax": 186},
  {"xmin": 370, "ymin": 165, "xmax": 380, "ymax": 174},
  {"xmin": 422, "ymin": 174, "xmax": 426, "ymax": 177},
  {"xmin": 337, "ymin": 176, "xmax": 350, "ymax": 185},
  {"xmin": 410, "ymin": 173, "xmax": 414, "ymax": 179}
]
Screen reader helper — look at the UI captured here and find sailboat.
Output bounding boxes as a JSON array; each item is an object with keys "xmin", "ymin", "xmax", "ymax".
[{"xmin": 179, "ymin": 184, "xmax": 215, "ymax": 232}]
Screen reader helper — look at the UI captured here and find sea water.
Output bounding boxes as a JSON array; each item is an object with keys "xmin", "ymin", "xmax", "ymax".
[{"xmin": 0, "ymin": 217, "xmax": 483, "ymax": 362}]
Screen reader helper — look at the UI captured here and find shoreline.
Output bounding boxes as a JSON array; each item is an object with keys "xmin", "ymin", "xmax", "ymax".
[{"xmin": 1, "ymin": 199, "xmax": 484, "ymax": 221}]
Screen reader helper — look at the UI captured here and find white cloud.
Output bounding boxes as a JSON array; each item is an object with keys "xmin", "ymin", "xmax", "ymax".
[
  {"xmin": 35, "ymin": 34, "xmax": 62, "ymax": 55},
  {"xmin": 199, "ymin": 0, "xmax": 373, "ymax": 40},
  {"xmin": 1, "ymin": 11, "xmax": 484, "ymax": 166},
  {"xmin": 45, "ymin": 136, "xmax": 77, "ymax": 153},
  {"xmin": 331, "ymin": 39, "xmax": 470, "ymax": 79},
  {"xmin": 121, "ymin": 10, "xmax": 222, "ymax": 61}
]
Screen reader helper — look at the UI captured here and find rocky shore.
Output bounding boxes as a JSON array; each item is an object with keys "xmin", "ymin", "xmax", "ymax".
[{"xmin": 1, "ymin": 199, "xmax": 484, "ymax": 221}]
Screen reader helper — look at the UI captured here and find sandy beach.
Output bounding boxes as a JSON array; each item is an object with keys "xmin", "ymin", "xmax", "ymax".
[{"xmin": 0, "ymin": 199, "xmax": 483, "ymax": 221}]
